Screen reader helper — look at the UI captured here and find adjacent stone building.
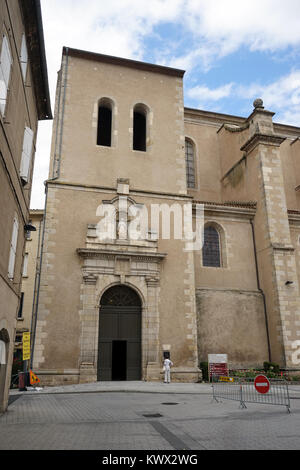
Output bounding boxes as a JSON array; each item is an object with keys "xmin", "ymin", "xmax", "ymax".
[
  {"xmin": 15, "ymin": 210, "xmax": 44, "ymax": 370},
  {"xmin": 32, "ymin": 47, "xmax": 300, "ymax": 385},
  {"xmin": 0, "ymin": 1, "xmax": 51, "ymax": 412}
]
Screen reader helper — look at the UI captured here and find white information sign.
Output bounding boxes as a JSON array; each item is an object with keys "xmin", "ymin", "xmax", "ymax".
[{"xmin": 208, "ymin": 354, "xmax": 228, "ymax": 364}]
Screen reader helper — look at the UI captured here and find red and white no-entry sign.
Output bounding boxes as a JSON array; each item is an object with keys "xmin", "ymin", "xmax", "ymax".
[{"xmin": 254, "ymin": 375, "xmax": 270, "ymax": 394}]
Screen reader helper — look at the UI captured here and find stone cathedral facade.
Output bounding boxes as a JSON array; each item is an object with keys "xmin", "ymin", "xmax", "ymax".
[{"xmin": 32, "ymin": 47, "xmax": 300, "ymax": 385}]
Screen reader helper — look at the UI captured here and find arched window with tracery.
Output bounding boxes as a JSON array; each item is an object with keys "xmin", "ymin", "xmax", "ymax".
[
  {"xmin": 202, "ymin": 225, "xmax": 221, "ymax": 267},
  {"xmin": 185, "ymin": 139, "xmax": 196, "ymax": 189}
]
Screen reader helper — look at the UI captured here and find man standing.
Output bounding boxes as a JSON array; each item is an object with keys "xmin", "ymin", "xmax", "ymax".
[{"xmin": 163, "ymin": 357, "xmax": 173, "ymax": 383}]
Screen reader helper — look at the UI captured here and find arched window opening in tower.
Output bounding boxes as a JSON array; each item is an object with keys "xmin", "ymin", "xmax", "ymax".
[
  {"xmin": 133, "ymin": 107, "xmax": 147, "ymax": 151},
  {"xmin": 97, "ymin": 102, "xmax": 112, "ymax": 147}
]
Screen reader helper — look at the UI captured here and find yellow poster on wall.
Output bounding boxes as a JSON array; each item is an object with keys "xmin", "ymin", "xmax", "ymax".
[{"xmin": 22, "ymin": 332, "xmax": 30, "ymax": 361}]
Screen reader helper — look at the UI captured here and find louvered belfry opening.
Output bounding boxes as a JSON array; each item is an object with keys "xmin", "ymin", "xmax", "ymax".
[{"xmin": 98, "ymin": 286, "xmax": 142, "ymax": 381}]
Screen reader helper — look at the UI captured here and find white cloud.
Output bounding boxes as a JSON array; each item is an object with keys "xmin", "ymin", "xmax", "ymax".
[
  {"xmin": 187, "ymin": 83, "xmax": 234, "ymax": 109},
  {"xmin": 237, "ymin": 70, "xmax": 300, "ymax": 107},
  {"xmin": 237, "ymin": 70, "xmax": 300, "ymax": 125},
  {"xmin": 186, "ymin": 70, "xmax": 300, "ymax": 126},
  {"xmin": 168, "ymin": 0, "xmax": 300, "ymax": 72},
  {"xmin": 40, "ymin": 0, "xmax": 300, "ymax": 101},
  {"xmin": 30, "ymin": 0, "xmax": 300, "ymax": 207},
  {"xmin": 185, "ymin": 0, "xmax": 300, "ymax": 52}
]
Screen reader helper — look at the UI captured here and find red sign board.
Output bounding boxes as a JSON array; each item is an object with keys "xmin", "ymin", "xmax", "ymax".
[
  {"xmin": 254, "ymin": 375, "xmax": 270, "ymax": 394},
  {"xmin": 209, "ymin": 363, "xmax": 228, "ymax": 377},
  {"xmin": 208, "ymin": 354, "xmax": 228, "ymax": 381}
]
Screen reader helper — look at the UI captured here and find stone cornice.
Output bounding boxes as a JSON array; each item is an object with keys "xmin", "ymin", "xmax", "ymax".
[
  {"xmin": 246, "ymin": 108, "xmax": 275, "ymax": 123},
  {"xmin": 145, "ymin": 276, "xmax": 160, "ymax": 286},
  {"xmin": 77, "ymin": 248, "xmax": 167, "ymax": 262},
  {"xmin": 45, "ymin": 180, "xmax": 192, "ymax": 201},
  {"xmin": 271, "ymin": 243, "xmax": 294, "ymax": 252},
  {"xmin": 240, "ymin": 133, "xmax": 286, "ymax": 154},
  {"xmin": 193, "ymin": 201, "xmax": 257, "ymax": 219},
  {"xmin": 288, "ymin": 209, "xmax": 300, "ymax": 226},
  {"xmin": 184, "ymin": 107, "xmax": 246, "ymax": 127},
  {"xmin": 184, "ymin": 108, "xmax": 300, "ymax": 138},
  {"xmin": 82, "ymin": 273, "xmax": 98, "ymax": 285}
]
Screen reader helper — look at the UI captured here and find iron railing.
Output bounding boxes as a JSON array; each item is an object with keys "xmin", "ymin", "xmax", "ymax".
[{"xmin": 212, "ymin": 376, "xmax": 291, "ymax": 413}]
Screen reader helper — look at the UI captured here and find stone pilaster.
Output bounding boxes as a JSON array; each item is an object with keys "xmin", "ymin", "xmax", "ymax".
[
  {"xmin": 241, "ymin": 100, "xmax": 300, "ymax": 368},
  {"xmin": 78, "ymin": 273, "xmax": 98, "ymax": 383},
  {"xmin": 144, "ymin": 276, "xmax": 161, "ymax": 381}
]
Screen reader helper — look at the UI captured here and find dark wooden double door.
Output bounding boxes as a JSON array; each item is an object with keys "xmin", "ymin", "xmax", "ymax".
[{"xmin": 97, "ymin": 286, "xmax": 141, "ymax": 381}]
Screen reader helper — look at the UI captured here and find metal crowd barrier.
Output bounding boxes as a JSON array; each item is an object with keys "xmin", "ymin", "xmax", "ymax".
[{"xmin": 212, "ymin": 376, "xmax": 291, "ymax": 413}]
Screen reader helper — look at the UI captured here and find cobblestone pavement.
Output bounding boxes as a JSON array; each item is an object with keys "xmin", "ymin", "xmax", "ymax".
[{"xmin": 1, "ymin": 383, "xmax": 300, "ymax": 450}]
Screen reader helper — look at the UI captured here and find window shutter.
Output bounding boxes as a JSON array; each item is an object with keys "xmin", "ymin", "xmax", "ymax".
[
  {"xmin": 0, "ymin": 35, "xmax": 12, "ymax": 114},
  {"xmin": 20, "ymin": 34, "xmax": 28, "ymax": 81},
  {"xmin": 8, "ymin": 216, "xmax": 19, "ymax": 279},
  {"xmin": 20, "ymin": 127, "xmax": 34, "ymax": 182},
  {"xmin": 0, "ymin": 340, "xmax": 6, "ymax": 365},
  {"xmin": 22, "ymin": 253, "xmax": 29, "ymax": 277}
]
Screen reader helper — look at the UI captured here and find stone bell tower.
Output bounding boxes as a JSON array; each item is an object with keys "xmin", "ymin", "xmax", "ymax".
[{"xmin": 32, "ymin": 47, "xmax": 200, "ymax": 385}]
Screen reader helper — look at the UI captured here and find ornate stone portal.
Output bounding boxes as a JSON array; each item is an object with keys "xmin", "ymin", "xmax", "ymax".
[{"xmin": 77, "ymin": 188, "xmax": 167, "ymax": 383}]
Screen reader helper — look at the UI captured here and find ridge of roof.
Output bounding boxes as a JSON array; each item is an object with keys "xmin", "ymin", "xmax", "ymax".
[{"xmin": 63, "ymin": 47, "xmax": 185, "ymax": 78}]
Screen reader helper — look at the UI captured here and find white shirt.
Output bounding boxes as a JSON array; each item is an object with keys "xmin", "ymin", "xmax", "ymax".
[{"xmin": 163, "ymin": 358, "xmax": 173, "ymax": 370}]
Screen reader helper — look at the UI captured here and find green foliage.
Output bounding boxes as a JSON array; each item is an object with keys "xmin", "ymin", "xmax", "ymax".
[
  {"xmin": 245, "ymin": 369, "xmax": 257, "ymax": 378},
  {"xmin": 231, "ymin": 370, "xmax": 246, "ymax": 378},
  {"xmin": 263, "ymin": 362, "xmax": 280, "ymax": 374},
  {"xmin": 266, "ymin": 371, "xmax": 277, "ymax": 378},
  {"xmin": 291, "ymin": 375, "xmax": 300, "ymax": 382}
]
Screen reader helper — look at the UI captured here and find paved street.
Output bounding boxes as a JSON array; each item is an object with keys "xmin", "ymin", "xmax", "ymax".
[{"xmin": 1, "ymin": 382, "xmax": 300, "ymax": 451}]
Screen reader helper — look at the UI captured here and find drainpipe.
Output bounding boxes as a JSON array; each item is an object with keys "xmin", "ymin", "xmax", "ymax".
[
  {"xmin": 29, "ymin": 217, "xmax": 42, "ymax": 367},
  {"xmin": 250, "ymin": 219, "xmax": 271, "ymax": 362}
]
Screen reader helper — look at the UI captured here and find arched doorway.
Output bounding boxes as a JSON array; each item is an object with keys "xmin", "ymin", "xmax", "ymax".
[{"xmin": 97, "ymin": 285, "xmax": 142, "ymax": 381}]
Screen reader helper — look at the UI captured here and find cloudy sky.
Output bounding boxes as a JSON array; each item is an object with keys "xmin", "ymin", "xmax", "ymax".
[{"xmin": 30, "ymin": 0, "xmax": 300, "ymax": 208}]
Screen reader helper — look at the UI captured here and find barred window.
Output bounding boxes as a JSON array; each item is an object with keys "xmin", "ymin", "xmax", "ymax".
[
  {"xmin": 185, "ymin": 139, "xmax": 195, "ymax": 188},
  {"xmin": 203, "ymin": 225, "xmax": 221, "ymax": 267}
]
